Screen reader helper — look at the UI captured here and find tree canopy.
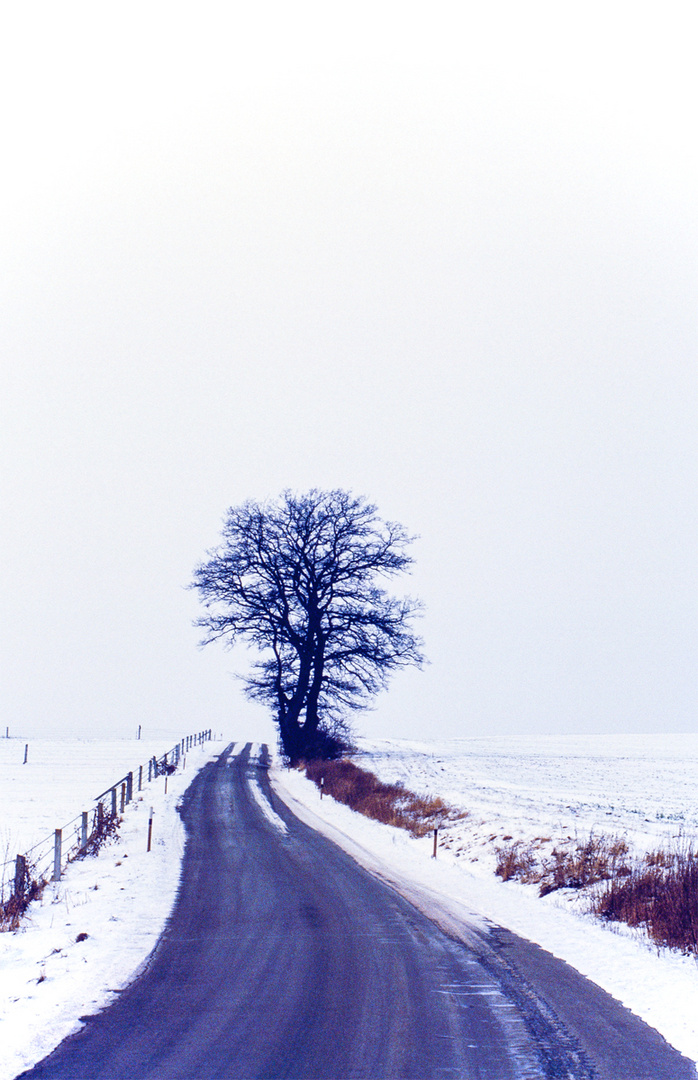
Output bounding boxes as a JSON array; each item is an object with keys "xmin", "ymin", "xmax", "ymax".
[{"xmin": 191, "ymin": 489, "xmax": 424, "ymax": 761}]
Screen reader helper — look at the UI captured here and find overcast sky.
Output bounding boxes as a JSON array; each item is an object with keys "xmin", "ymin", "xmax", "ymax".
[{"xmin": 1, "ymin": 1, "xmax": 696, "ymax": 745}]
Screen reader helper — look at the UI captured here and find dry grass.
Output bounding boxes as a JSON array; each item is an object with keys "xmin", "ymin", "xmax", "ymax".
[
  {"xmin": 495, "ymin": 834, "xmax": 631, "ymax": 895},
  {"xmin": 301, "ymin": 758, "xmax": 465, "ymax": 837},
  {"xmin": 0, "ymin": 867, "xmax": 47, "ymax": 931},
  {"xmin": 593, "ymin": 846, "xmax": 698, "ymax": 954},
  {"xmin": 496, "ymin": 831, "xmax": 698, "ymax": 955}
]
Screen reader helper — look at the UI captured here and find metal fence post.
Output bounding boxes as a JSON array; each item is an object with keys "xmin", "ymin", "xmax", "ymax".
[{"xmin": 53, "ymin": 829, "xmax": 62, "ymax": 881}]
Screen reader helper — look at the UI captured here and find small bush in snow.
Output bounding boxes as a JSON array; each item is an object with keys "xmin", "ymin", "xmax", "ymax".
[{"xmin": 301, "ymin": 758, "xmax": 465, "ymax": 837}]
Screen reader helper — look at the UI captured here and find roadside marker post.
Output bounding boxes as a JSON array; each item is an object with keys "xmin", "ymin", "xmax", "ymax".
[
  {"xmin": 147, "ymin": 808, "xmax": 154, "ymax": 852},
  {"xmin": 432, "ymin": 828, "xmax": 438, "ymax": 859}
]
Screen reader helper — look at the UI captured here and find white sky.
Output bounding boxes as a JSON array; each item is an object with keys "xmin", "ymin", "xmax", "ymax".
[{"xmin": 1, "ymin": 0, "xmax": 696, "ymax": 743}]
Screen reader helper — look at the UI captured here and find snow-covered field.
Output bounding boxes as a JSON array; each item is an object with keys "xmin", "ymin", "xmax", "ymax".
[
  {"xmin": 357, "ymin": 733, "xmax": 698, "ymax": 858},
  {"xmin": 273, "ymin": 733, "xmax": 698, "ymax": 1070},
  {"xmin": 2, "ymin": 732, "xmax": 698, "ymax": 1077},
  {"xmin": 0, "ymin": 735, "xmax": 220, "ymax": 1080}
]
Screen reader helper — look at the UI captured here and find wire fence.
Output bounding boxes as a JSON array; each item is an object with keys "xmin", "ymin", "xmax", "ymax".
[{"xmin": 0, "ymin": 730, "xmax": 212, "ymax": 928}]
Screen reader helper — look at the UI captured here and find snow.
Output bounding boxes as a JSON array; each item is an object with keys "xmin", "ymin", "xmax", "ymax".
[
  {"xmin": 0, "ymin": 735, "xmax": 219, "ymax": 1080},
  {"xmin": 250, "ymin": 774, "xmax": 288, "ymax": 836},
  {"xmin": 271, "ymin": 733, "xmax": 698, "ymax": 1070},
  {"xmin": 3, "ymin": 731, "xmax": 698, "ymax": 1077}
]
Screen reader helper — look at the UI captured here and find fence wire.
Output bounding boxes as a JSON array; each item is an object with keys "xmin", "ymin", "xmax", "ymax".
[{"xmin": 1, "ymin": 730, "xmax": 212, "ymax": 918}]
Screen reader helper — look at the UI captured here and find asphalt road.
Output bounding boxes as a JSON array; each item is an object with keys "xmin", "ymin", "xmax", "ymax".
[{"xmin": 20, "ymin": 744, "xmax": 696, "ymax": 1080}]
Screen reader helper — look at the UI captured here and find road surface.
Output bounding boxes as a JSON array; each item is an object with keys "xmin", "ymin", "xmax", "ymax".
[{"xmin": 20, "ymin": 744, "xmax": 696, "ymax": 1079}]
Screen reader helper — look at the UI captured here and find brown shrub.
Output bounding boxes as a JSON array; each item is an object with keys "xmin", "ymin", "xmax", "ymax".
[
  {"xmin": 0, "ymin": 874, "xmax": 46, "ymax": 932},
  {"xmin": 495, "ymin": 840, "xmax": 541, "ymax": 883},
  {"xmin": 593, "ymin": 846, "xmax": 698, "ymax": 954},
  {"xmin": 495, "ymin": 834, "xmax": 631, "ymax": 896},
  {"xmin": 302, "ymin": 758, "xmax": 464, "ymax": 837}
]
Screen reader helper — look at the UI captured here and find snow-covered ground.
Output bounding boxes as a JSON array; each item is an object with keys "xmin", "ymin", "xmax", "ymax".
[
  {"xmin": 272, "ymin": 733, "xmax": 698, "ymax": 1071},
  {"xmin": 357, "ymin": 733, "xmax": 698, "ymax": 862},
  {"xmin": 2, "ymin": 732, "xmax": 698, "ymax": 1077},
  {"xmin": 0, "ymin": 735, "xmax": 220, "ymax": 1080}
]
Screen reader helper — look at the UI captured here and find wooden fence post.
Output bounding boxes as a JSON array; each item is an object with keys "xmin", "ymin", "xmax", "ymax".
[
  {"xmin": 53, "ymin": 829, "xmax": 62, "ymax": 881},
  {"xmin": 111, "ymin": 787, "xmax": 117, "ymax": 818},
  {"xmin": 23, "ymin": 743, "xmax": 28, "ymax": 764},
  {"xmin": 120, "ymin": 783, "xmax": 126, "ymax": 815},
  {"xmin": 97, "ymin": 801, "xmax": 104, "ymax": 834},
  {"xmin": 127, "ymin": 772, "xmax": 133, "ymax": 803},
  {"xmin": 81, "ymin": 811, "xmax": 88, "ymax": 851},
  {"xmin": 138, "ymin": 764, "xmax": 143, "ymax": 791},
  {"xmin": 14, "ymin": 854, "xmax": 27, "ymax": 899}
]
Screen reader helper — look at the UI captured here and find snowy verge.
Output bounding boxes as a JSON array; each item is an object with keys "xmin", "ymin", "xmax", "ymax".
[
  {"xmin": 272, "ymin": 762, "xmax": 698, "ymax": 1069},
  {"xmin": 0, "ymin": 744, "xmax": 220, "ymax": 1080}
]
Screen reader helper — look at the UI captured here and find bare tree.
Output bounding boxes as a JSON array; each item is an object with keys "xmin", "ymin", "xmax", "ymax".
[{"xmin": 190, "ymin": 489, "xmax": 424, "ymax": 762}]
